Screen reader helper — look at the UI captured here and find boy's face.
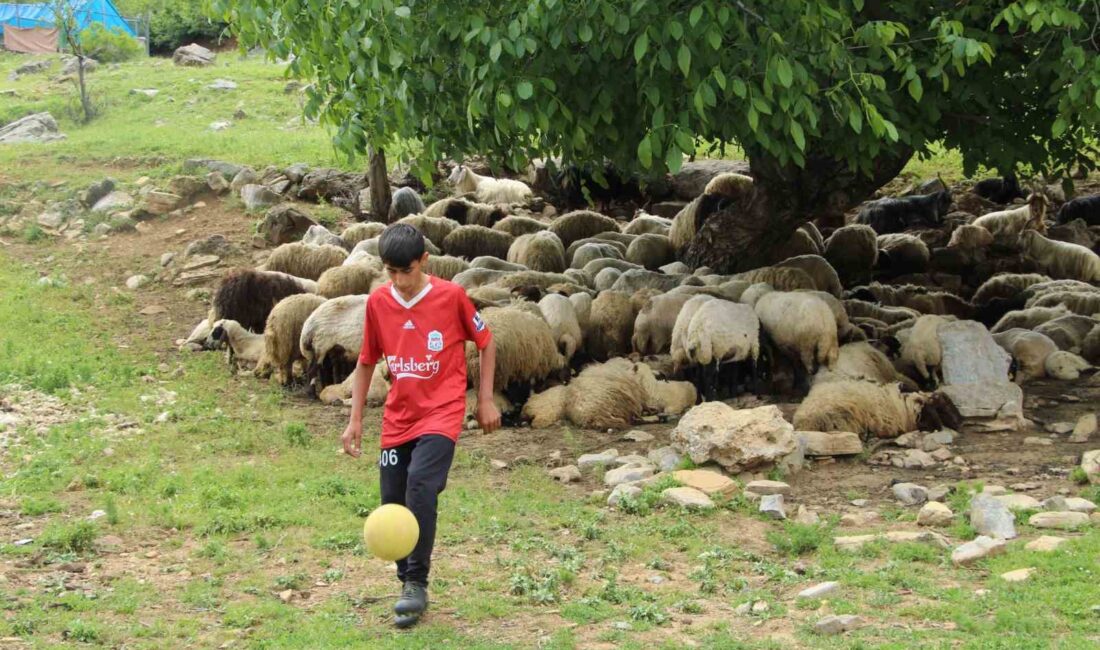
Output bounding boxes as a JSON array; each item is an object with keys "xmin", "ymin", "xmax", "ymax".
[{"xmin": 384, "ymin": 252, "xmax": 430, "ymax": 295}]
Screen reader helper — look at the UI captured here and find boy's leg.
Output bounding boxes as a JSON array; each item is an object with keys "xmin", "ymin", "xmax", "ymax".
[
  {"xmin": 378, "ymin": 442, "xmax": 412, "ymax": 583},
  {"xmin": 401, "ymin": 434, "xmax": 456, "ymax": 586}
]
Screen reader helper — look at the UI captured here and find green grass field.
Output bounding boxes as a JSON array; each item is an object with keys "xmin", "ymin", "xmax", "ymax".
[{"xmin": 1, "ymin": 50, "xmax": 1098, "ymax": 649}]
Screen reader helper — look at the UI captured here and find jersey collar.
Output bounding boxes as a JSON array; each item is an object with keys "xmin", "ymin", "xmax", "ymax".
[{"xmin": 390, "ymin": 280, "xmax": 433, "ymax": 309}]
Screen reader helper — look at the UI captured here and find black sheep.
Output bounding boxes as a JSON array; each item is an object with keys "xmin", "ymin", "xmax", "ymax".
[
  {"xmin": 213, "ymin": 269, "xmax": 311, "ymax": 334},
  {"xmin": 856, "ymin": 190, "xmax": 953, "ymax": 234},
  {"xmin": 973, "ymin": 173, "xmax": 1024, "ymax": 204},
  {"xmin": 1056, "ymin": 194, "xmax": 1100, "ymax": 226}
]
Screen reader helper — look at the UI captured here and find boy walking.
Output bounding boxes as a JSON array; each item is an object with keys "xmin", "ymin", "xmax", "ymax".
[{"xmin": 341, "ymin": 223, "xmax": 500, "ymax": 628}]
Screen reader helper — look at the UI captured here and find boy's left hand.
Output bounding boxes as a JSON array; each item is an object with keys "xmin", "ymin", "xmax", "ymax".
[{"xmin": 476, "ymin": 399, "xmax": 501, "ymax": 434}]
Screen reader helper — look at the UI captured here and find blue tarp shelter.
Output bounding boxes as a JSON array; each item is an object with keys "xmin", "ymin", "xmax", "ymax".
[{"xmin": 0, "ymin": 1, "xmax": 136, "ymax": 37}]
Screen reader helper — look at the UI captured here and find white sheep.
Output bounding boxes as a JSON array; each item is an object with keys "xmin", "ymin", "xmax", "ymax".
[
  {"xmin": 972, "ymin": 193, "xmax": 1050, "ymax": 240},
  {"xmin": 299, "ymin": 294, "xmax": 367, "ymax": 393},
  {"xmin": 813, "ymin": 341, "xmax": 918, "ymax": 389},
  {"xmin": 899, "ymin": 314, "xmax": 954, "ymax": 387},
  {"xmin": 207, "ymin": 319, "xmax": 265, "ymax": 370},
  {"xmin": 992, "ymin": 328, "xmax": 1058, "ymax": 383},
  {"xmin": 792, "ymin": 380, "xmax": 960, "ymax": 439},
  {"xmin": 448, "ymin": 165, "xmax": 533, "ymax": 204},
  {"xmin": 1017, "ymin": 230, "xmax": 1100, "ymax": 282},
  {"xmin": 751, "ymin": 291, "xmax": 839, "ymax": 387},
  {"xmin": 683, "ymin": 299, "xmax": 761, "ymax": 399},
  {"xmin": 537, "ymin": 293, "xmax": 582, "ymax": 361},
  {"xmin": 1044, "ymin": 350, "xmax": 1092, "ymax": 380},
  {"xmin": 670, "ymin": 294, "xmax": 716, "ymax": 368},
  {"xmin": 632, "ymin": 292, "xmax": 692, "ymax": 355}
]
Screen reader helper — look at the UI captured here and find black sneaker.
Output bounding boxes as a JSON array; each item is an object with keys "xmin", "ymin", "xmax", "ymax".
[{"xmin": 394, "ymin": 581, "xmax": 428, "ymax": 628}]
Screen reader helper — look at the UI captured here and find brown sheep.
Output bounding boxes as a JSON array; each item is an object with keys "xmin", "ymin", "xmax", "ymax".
[{"xmin": 213, "ymin": 268, "xmax": 316, "ymax": 334}]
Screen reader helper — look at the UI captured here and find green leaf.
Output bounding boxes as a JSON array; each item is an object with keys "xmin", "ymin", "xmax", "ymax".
[
  {"xmin": 489, "ymin": 41, "xmax": 502, "ymax": 62},
  {"xmin": 669, "ymin": 21, "xmax": 683, "ymax": 40},
  {"xmin": 677, "ymin": 44, "xmax": 691, "ymax": 77},
  {"xmin": 637, "ymin": 134, "xmax": 653, "ymax": 168},
  {"xmin": 666, "ymin": 143, "xmax": 683, "ymax": 173},
  {"xmin": 790, "ymin": 120, "xmax": 805, "ymax": 150},
  {"xmin": 1051, "ymin": 116, "xmax": 1067, "ymax": 137},
  {"xmin": 517, "ymin": 81, "xmax": 533, "ymax": 99},
  {"xmin": 848, "ymin": 106, "xmax": 862, "ymax": 134},
  {"xmin": 689, "ymin": 6, "xmax": 703, "ymax": 27},
  {"xmin": 706, "ymin": 29, "xmax": 721, "ymax": 50},
  {"xmin": 579, "ymin": 24, "xmax": 593, "ymax": 42},
  {"xmin": 498, "ymin": 92, "xmax": 512, "ymax": 108},
  {"xmin": 713, "ymin": 68, "xmax": 727, "ymax": 90},
  {"xmin": 634, "ymin": 32, "xmax": 649, "ymax": 63},
  {"xmin": 907, "ymin": 77, "xmax": 923, "ymax": 102},
  {"xmin": 853, "ymin": 0, "xmax": 864, "ymax": 10},
  {"xmin": 883, "ymin": 120, "xmax": 898, "ymax": 142},
  {"xmin": 748, "ymin": 107, "xmax": 759, "ymax": 132},
  {"xmin": 674, "ymin": 129, "xmax": 695, "ymax": 153},
  {"xmin": 775, "ymin": 57, "xmax": 793, "ymax": 88},
  {"xmin": 731, "ymin": 78, "xmax": 747, "ymax": 98},
  {"xmin": 1094, "ymin": 88, "xmax": 1100, "ymax": 110},
  {"xmin": 394, "ymin": 6, "xmax": 410, "ymax": 18}
]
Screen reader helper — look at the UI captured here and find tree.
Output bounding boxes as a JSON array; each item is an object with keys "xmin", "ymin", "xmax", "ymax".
[
  {"xmin": 212, "ymin": 0, "xmax": 1100, "ymax": 271},
  {"xmin": 52, "ymin": 0, "xmax": 94, "ymax": 124}
]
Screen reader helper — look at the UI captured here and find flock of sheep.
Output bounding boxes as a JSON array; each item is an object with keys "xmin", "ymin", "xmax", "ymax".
[{"xmin": 182, "ymin": 162, "xmax": 1100, "ymax": 441}]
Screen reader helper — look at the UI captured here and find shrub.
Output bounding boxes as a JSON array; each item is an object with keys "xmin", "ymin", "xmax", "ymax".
[{"xmin": 79, "ymin": 24, "xmax": 142, "ymax": 63}]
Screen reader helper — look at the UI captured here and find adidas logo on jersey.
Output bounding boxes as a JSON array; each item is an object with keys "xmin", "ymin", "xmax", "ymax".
[{"xmin": 403, "ymin": 320, "xmax": 415, "ymax": 329}]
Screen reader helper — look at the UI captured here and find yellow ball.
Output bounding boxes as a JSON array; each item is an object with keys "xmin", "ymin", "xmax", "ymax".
[{"xmin": 362, "ymin": 504, "xmax": 419, "ymax": 561}]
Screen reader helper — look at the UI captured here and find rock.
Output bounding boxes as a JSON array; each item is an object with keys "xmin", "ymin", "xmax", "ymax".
[
  {"xmin": 184, "ymin": 159, "xmax": 243, "ymax": 181},
  {"xmin": 91, "ymin": 191, "xmax": 134, "ymax": 213},
  {"xmin": 969, "ymin": 493, "xmax": 1017, "ymax": 539},
  {"xmin": 208, "ymin": 78, "xmax": 238, "ymax": 91},
  {"xmin": 745, "ymin": 480, "xmax": 791, "ymax": 497},
  {"xmin": 37, "ymin": 210, "xmax": 66, "ymax": 229},
  {"xmin": 1025, "ymin": 536, "xmax": 1067, "ymax": 552},
  {"xmin": 0, "ymin": 112, "xmax": 66, "ymax": 144},
  {"xmin": 759, "ymin": 494, "xmax": 786, "ymax": 519},
  {"xmin": 940, "ymin": 381, "xmax": 1024, "ymax": 430},
  {"xmin": 670, "ymin": 159, "xmax": 752, "ymax": 201},
  {"xmin": 160, "ymin": 252, "xmax": 176, "ymax": 267},
  {"xmin": 130, "ymin": 88, "xmax": 159, "ymax": 98},
  {"xmin": 173, "ymin": 269, "xmax": 221, "ymax": 287},
  {"xmin": 549, "ymin": 465, "xmax": 581, "ymax": 483},
  {"xmin": 185, "ymin": 234, "xmax": 235, "ymax": 258},
  {"xmin": 840, "ymin": 511, "xmax": 881, "ymax": 528},
  {"xmin": 670, "ymin": 403, "xmax": 796, "ymax": 473},
  {"xmin": 751, "ymin": 600, "xmax": 769, "ymax": 614},
  {"xmin": 938, "ymin": 320, "xmax": 1012, "ymax": 384},
  {"xmin": 604, "ymin": 464, "xmax": 655, "ymax": 487},
  {"xmin": 302, "ymin": 224, "xmax": 347, "ymax": 249},
  {"xmin": 241, "ymin": 185, "xmax": 281, "ymax": 211},
  {"xmin": 623, "ymin": 430, "xmax": 654, "ymax": 443},
  {"xmin": 794, "ymin": 505, "xmax": 820, "ymax": 525},
  {"xmin": 1028, "ymin": 511, "xmax": 1089, "ymax": 529},
  {"xmin": 182, "ymin": 255, "xmax": 220, "ymax": 272},
  {"xmin": 230, "ymin": 167, "xmax": 259, "ymax": 192},
  {"xmin": 140, "ymin": 191, "xmax": 183, "ymax": 216},
  {"xmin": 612, "ymin": 454, "xmax": 650, "ymax": 467},
  {"xmin": 798, "ymin": 582, "xmax": 839, "ymax": 600},
  {"xmin": 661, "ymin": 487, "xmax": 716, "ymax": 509},
  {"xmin": 278, "ymin": 589, "xmax": 294, "ymax": 603},
  {"xmin": 921, "ymin": 429, "xmax": 957, "ymax": 451},
  {"xmin": 11, "ymin": 59, "xmax": 53, "ymax": 79},
  {"xmin": 173, "ymin": 43, "xmax": 216, "ymax": 66},
  {"xmin": 1000, "ymin": 568, "xmax": 1035, "ymax": 583},
  {"xmin": 892, "ymin": 482, "xmax": 928, "ymax": 506},
  {"xmin": 917, "ymin": 502, "xmax": 953, "ymax": 526},
  {"xmin": 578, "ymin": 449, "xmax": 619, "ymax": 470},
  {"xmin": 1057, "ymin": 498, "xmax": 1096, "ymax": 514},
  {"xmin": 672, "ymin": 469, "xmax": 738, "ymax": 496},
  {"xmin": 930, "ymin": 447, "xmax": 953, "ymax": 462},
  {"xmin": 80, "ymin": 178, "xmax": 116, "ymax": 207},
  {"xmin": 903, "ymin": 449, "xmax": 937, "ymax": 469},
  {"xmin": 1024, "ymin": 436, "xmax": 1053, "ymax": 446},
  {"xmin": 982, "ymin": 485, "xmax": 1008, "ymax": 496},
  {"xmin": 1009, "ymin": 482, "xmax": 1040, "ymax": 491},
  {"xmin": 209, "ymin": 120, "xmax": 231, "ymax": 132},
  {"xmin": 798, "ymin": 431, "xmax": 863, "ymax": 456},
  {"xmin": 206, "ymin": 172, "xmax": 230, "ymax": 194},
  {"xmin": 1046, "ymin": 421, "xmax": 1075, "ymax": 435},
  {"xmin": 894, "ymin": 431, "xmax": 923, "ymax": 448},
  {"xmin": 951, "ymin": 535, "xmax": 1007, "ymax": 565},
  {"xmin": 258, "ymin": 204, "xmax": 318, "ymax": 245},
  {"xmin": 1083, "ymin": 450, "xmax": 1100, "ymax": 484},
  {"xmin": 1070, "ymin": 414, "xmax": 1096, "ymax": 443},
  {"xmin": 297, "ymin": 168, "xmax": 367, "ymax": 206},
  {"xmin": 60, "ymin": 56, "xmax": 97, "ymax": 76},
  {"xmin": 927, "ymin": 485, "xmax": 951, "ymax": 502},
  {"xmin": 125, "ymin": 274, "xmax": 149, "ymax": 290},
  {"xmin": 813, "ymin": 614, "xmax": 863, "ymax": 636},
  {"xmin": 490, "ymin": 459, "xmax": 508, "ymax": 470},
  {"xmin": 994, "ymin": 494, "xmax": 1041, "ymax": 511},
  {"xmin": 608, "ymin": 483, "xmax": 642, "ymax": 507},
  {"xmin": 92, "ymin": 223, "xmax": 111, "ymax": 237},
  {"xmin": 647, "ymin": 446, "xmax": 683, "ymax": 472}
]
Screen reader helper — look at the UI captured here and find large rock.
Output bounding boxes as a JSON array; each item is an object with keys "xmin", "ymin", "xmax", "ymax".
[
  {"xmin": 994, "ymin": 494, "xmax": 1041, "ymax": 512},
  {"xmin": 173, "ymin": 43, "xmax": 215, "ymax": 67},
  {"xmin": 799, "ymin": 431, "xmax": 863, "ymax": 456},
  {"xmin": 951, "ymin": 535, "xmax": 1006, "ymax": 565},
  {"xmin": 139, "ymin": 191, "xmax": 183, "ymax": 217},
  {"xmin": 661, "ymin": 487, "xmax": 715, "ymax": 509},
  {"xmin": 647, "ymin": 446, "xmax": 683, "ymax": 472},
  {"xmin": 940, "ymin": 381, "xmax": 1024, "ymax": 430},
  {"xmin": 168, "ymin": 176, "xmax": 208, "ymax": 201},
  {"xmin": 37, "ymin": 210, "xmax": 66, "ymax": 229},
  {"xmin": 603, "ymin": 463, "xmax": 655, "ymax": 487},
  {"xmin": 670, "ymin": 403, "xmax": 796, "ymax": 473},
  {"xmin": 80, "ymin": 178, "xmax": 116, "ymax": 208},
  {"xmin": 814, "ymin": 614, "xmax": 862, "ymax": 636},
  {"xmin": 90, "ymin": 191, "xmax": 133, "ymax": 214},
  {"xmin": 672, "ymin": 469, "xmax": 738, "ymax": 496},
  {"xmin": 759, "ymin": 494, "xmax": 786, "ymax": 519},
  {"xmin": 185, "ymin": 234, "xmax": 235, "ymax": 258},
  {"xmin": 1027, "ymin": 511, "xmax": 1089, "ymax": 529},
  {"xmin": 258, "ymin": 204, "xmax": 315, "ymax": 245},
  {"xmin": 231, "ymin": 167, "xmax": 260, "ymax": 193},
  {"xmin": 0, "ymin": 112, "xmax": 66, "ymax": 144},
  {"xmin": 917, "ymin": 502, "xmax": 954, "ymax": 526},
  {"xmin": 938, "ymin": 321, "xmax": 1012, "ymax": 384},
  {"xmin": 302, "ymin": 224, "xmax": 347, "ymax": 250},
  {"xmin": 1083, "ymin": 449, "xmax": 1100, "ymax": 484},
  {"xmin": 892, "ymin": 483, "xmax": 928, "ymax": 506},
  {"xmin": 60, "ymin": 56, "xmax": 98, "ymax": 77},
  {"xmin": 969, "ymin": 493, "xmax": 1017, "ymax": 539},
  {"xmin": 296, "ymin": 168, "xmax": 368, "ymax": 207},
  {"xmin": 577, "ymin": 449, "xmax": 620, "ymax": 470},
  {"xmin": 241, "ymin": 185, "xmax": 282, "ymax": 211},
  {"xmin": 10, "ymin": 59, "xmax": 54, "ymax": 79},
  {"xmin": 670, "ymin": 159, "xmax": 753, "ymax": 201},
  {"xmin": 183, "ymin": 158, "xmax": 244, "ymax": 180}
]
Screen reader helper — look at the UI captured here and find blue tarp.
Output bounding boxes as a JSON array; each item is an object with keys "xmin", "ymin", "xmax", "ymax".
[{"xmin": 0, "ymin": 1, "xmax": 136, "ymax": 37}]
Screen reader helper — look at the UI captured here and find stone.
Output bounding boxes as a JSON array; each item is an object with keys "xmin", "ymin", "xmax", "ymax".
[
  {"xmin": 1000, "ymin": 568, "xmax": 1035, "ymax": 583},
  {"xmin": 125, "ymin": 274, "xmax": 149, "ymax": 290},
  {"xmin": 258, "ymin": 204, "xmax": 318, "ymax": 245},
  {"xmin": 182, "ymin": 255, "xmax": 220, "ymax": 272},
  {"xmin": 840, "ymin": 511, "xmax": 881, "ymax": 528},
  {"xmin": 813, "ymin": 614, "xmax": 863, "ymax": 636},
  {"xmin": 982, "ymin": 485, "xmax": 1008, "ymax": 496},
  {"xmin": 921, "ymin": 429, "xmax": 957, "ymax": 451},
  {"xmin": 140, "ymin": 191, "xmax": 183, "ymax": 216},
  {"xmin": 608, "ymin": 483, "xmax": 642, "ymax": 507},
  {"xmin": 209, "ymin": 120, "xmax": 231, "ymax": 132},
  {"xmin": 578, "ymin": 449, "xmax": 619, "ymax": 470},
  {"xmin": 930, "ymin": 448, "xmax": 953, "ymax": 462},
  {"xmin": 995, "ymin": 494, "xmax": 1041, "ymax": 511},
  {"xmin": 1058, "ymin": 498, "xmax": 1096, "ymax": 514},
  {"xmin": 669, "ymin": 159, "xmax": 752, "ymax": 201},
  {"xmin": 1025, "ymin": 536, "xmax": 1067, "ymax": 552},
  {"xmin": 892, "ymin": 482, "xmax": 928, "ymax": 506},
  {"xmin": 661, "ymin": 487, "xmax": 715, "ymax": 509},
  {"xmin": 745, "ymin": 480, "xmax": 791, "ymax": 496},
  {"xmin": 1046, "ymin": 421, "xmax": 1075, "ymax": 435},
  {"xmin": 241, "ymin": 184, "xmax": 281, "ymax": 211},
  {"xmin": 490, "ymin": 459, "xmax": 508, "ymax": 470},
  {"xmin": 940, "ymin": 381, "xmax": 1024, "ymax": 430},
  {"xmin": 894, "ymin": 431, "xmax": 923, "ymax": 448},
  {"xmin": 798, "ymin": 431, "xmax": 862, "ymax": 456},
  {"xmin": 927, "ymin": 485, "xmax": 951, "ymax": 502},
  {"xmin": 549, "ymin": 465, "xmax": 580, "ymax": 483},
  {"xmin": 1028, "ymin": 511, "xmax": 1089, "ymax": 529},
  {"xmin": 0, "ymin": 112, "xmax": 66, "ymax": 144},
  {"xmin": 903, "ymin": 449, "xmax": 938, "ymax": 469},
  {"xmin": 185, "ymin": 234, "xmax": 235, "ymax": 258},
  {"xmin": 917, "ymin": 501, "xmax": 954, "ymax": 526},
  {"xmin": 643, "ymin": 446, "xmax": 681, "ymax": 472},
  {"xmin": 91, "ymin": 191, "xmax": 134, "ymax": 214},
  {"xmin": 80, "ymin": 178, "xmax": 115, "ymax": 208},
  {"xmin": 672, "ymin": 469, "xmax": 738, "ymax": 496},
  {"xmin": 751, "ymin": 600, "xmax": 769, "ymax": 614},
  {"xmin": 160, "ymin": 252, "xmax": 176, "ymax": 267},
  {"xmin": 1070, "ymin": 414, "xmax": 1096, "ymax": 443},
  {"xmin": 60, "ymin": 56, "xmax": 97, "ymax": 76},
  {"xmin": 1009, "ymin": 482, "xmax": 1040, "ymax": 491},
  {"xmin": 951, "ymin": 535, "xmax": 1007, "ymax": 565},
  {"xmin": 130, "ymin": 88, "xmax": 158, "ymax": 98},
  {"xmin": 92, "ymin": 223, "xmax": 111, "ymax": 237},
  {"xmin": 173, "ymin": 43, "xmax": 215, "ymax": 66},
  {"xmin": 1024, "ymin": 436, "xmax": 1053, "ymax": 446},
  {"xmin": 759, "ymin": 494, "xmax": 786, "ymax": 519},
  {"xmin": 798, "ymin": 582, "xmax": 839, "ymax": 600},
  {"xmin": 208, "ymin": 78, "xmax": 238, "ymax": 91},
  {"xmin": 970, "ymin": 493, "xmax": 1017, "ymax": 539},
  {"xmin": 37, "ymin": 211, "xmax": 65, "ymax": 229},
  {"xmin": 172, "ymin": 269, "xmax": 221, "ymax": 287},
  {"xmin": 297, "ymin": 168, "xmax": 368, "ymax": 206},
  {"xmin": 231, "ymin": 167, "xmax": 259, "ymax": 192},
  {"xmin": 794, "ymin": 505, "xmax": 820, "ymax": 525},
  {"xmin": 623, "ymin": 430, "xmax": 654, "ymax": 442},
  {"xmin": 612, "ymin": 454, "xmax": 651, "ymax": 467},
  {"xmin": 1083, "ymin": 450, "xmax": 1100, "ymax": 484},
  {"xmin": 938, "ymin": 320, "xmax": 1012, "ymax": 384},
  {"xmin": 11, "ymin": 59, "xmax": 53, "ymax": 79},
  {"xmin": 603, "ymin": 464, "xmax": 654, "ymax": 487},
  {"xmin": 207, "ymin": 172, "xmax": 230, "ymax": 194},
  {"xmin": 302, "ymin": 224, "xmax": 346, "ymax": 249},
  {"xmin": 671, "ymin": 403, "xmax": 796, "ymax": 473}
]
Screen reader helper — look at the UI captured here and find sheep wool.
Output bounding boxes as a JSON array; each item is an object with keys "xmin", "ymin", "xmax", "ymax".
[
  {"xmin": 260, "ymin": 293, "xmax": 327, "ymax": 385},
  {"xmin": 423, "ymin": 254, "xmax": 470, "ymax": 281},
  {"xmin": 753, "ymin": 291, "xmax": 839, "ymax": 374},
  {"xmin": 683, "ymin": 299, "xmax": 760, "ymax": 366},
  {"xmin": 971, "ymin": 193, "xmax": 1050, "ymax": 240},
  {"xmin": 991, "ymin": 305, "xmax": 1072, "ymax": 334},
  {"xmin": 733, "ymin": 266, "xmax": 817, "ymax": 292},
  {"xmin": 388, "ymin": 186, "xmax": 426, "ymax": 222},
  {"xmin": 564, "ymin": 358, "xmax": 648, "ymax": 430},
  {"xmin": 548, "ymin": 210, "xmax": 621, "ymax": 248},
  {"xmin": 583, "ymin": 291, "xmax": 638, "ymax": 361},
  {"xmin": 207, "ymin": 319, "xmax": 265, "ymax": 369},
  {"xmin": 507, "ymin": 231, "xmax": 567, "ymax": 273},
  {"xmin": 299, "ymin": 294, "xmax": 367, "ymax": 389},
  {"xmin": 1017, "ymin": 230, "xmax": 1100, "ymax": 282},
  {"xmin": 537, "ymin": 293, "xmax": 583, "ymax": 361},
  {"xmin": 824, "ymin": 224, "xmax": 878, "ymax": 285},
  {"xmin": 263, "ymin": 242, "xmax": 348, "ymax": 281},
  {"xmin": 213, "ymin": 268, "xmax": 315, "ymax": 334},
  {"xmin": 899, "ymin": 314, "xmax": 953, "ymax": 384},
  {"xmin": 449, "ymin": 165, "xmax": 534, "ymax": 205},
  {"xmin": 625, "ymin": 234, "xmax": 674, "ymax": 270},
  {"xmin": 424, "ymin": 196, "xmax": 508, "ymax": 227},
  {"xmin": 992, "ymin": 329, "xmax": 1058, "ymax": 383},
  {"xmin": 1044, "ymin": 350, "xmax": 1091, "ymax": 380},
  {"xmin": 792, "ymin": 380, "xmax": 930, "ymax": 439},
  {"xmin": 442, "ymin": 225, "xmax": 515, "ymax": 260},
  {"xmin": 972, "ymin": 273, "xmax": 1052, "ymax": 305},
  {"xmin": 492, "ymin": 215, "xmax": 548, "ymax": 237},
  {"xmin": 623, "ymin": 213, "xmax": 673, "ymax": 236},
  {"xmin": 342, "ymin": 221, "xmax": 386, "ymax": 246},
  {"xmin": 397, "ymin": 214, "xmax": 460, "ymax": 247},
  {"xmin": 522, "ymin": 385, "xmax": 568, "ymax": 428},
  {"xmin": 465, "ymin": 305, "xmax": 564, "ymax": 391},
  {"xmin": 670, "ymin": 294, "xmax": 716, "ymax": 367},
  {"xmin": 813, "ymin": 342, "xmax": 917, "ymax": 389},
  {"xmin": 632, "ymin": 292, "xmax": 693, "ymax": 356},
  {"xmin": 774, "ymin": 254, "xmax": 843, "ymax": 297},
  {"xmin": 569, "ymin": 291, "xmax": 593, "ymax": 332},
  {"xmin": 317, "ymin": 263, "xmax": 379, "ymax": 298}
]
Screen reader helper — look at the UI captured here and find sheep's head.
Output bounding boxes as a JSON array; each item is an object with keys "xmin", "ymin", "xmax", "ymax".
[
  {"xmin": 1025, "ymin": 193, "xmax": 1051, "ymax": 233},
  {"xmin": 1016, "ymin": 228, "xmax": 1042, "ymax": 251},
  {"xmin": 206, "ymin": 319, "xmax": 229, "ymax": 349},
  {"xmin": 915, "ymin": 391, "xmax": 963, "ymax": 431},
  {"xmin": 931, "ymin": 190, "xmax": 953, "ymax": 222},
  {"xmin": 447, "ymin": 165, "xmax": 467, "ymax": 184}
]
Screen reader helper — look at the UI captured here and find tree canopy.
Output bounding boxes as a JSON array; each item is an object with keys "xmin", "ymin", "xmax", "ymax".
[{"xmin": 215, "ymin": 0, "xmax": 1098, "ymax": 182}]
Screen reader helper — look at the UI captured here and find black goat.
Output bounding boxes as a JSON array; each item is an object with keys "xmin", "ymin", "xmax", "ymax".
[
  {"xmin": 973, "ymin": 173, "xmax": 1024, "ymax": 204},
  {"xmin": 1056, "ymin": 194, "xmax": 1100, "ymax": 226},
  {"xmin": 857, "ymin": 190, "xmax": 952, "ymax": 234}
]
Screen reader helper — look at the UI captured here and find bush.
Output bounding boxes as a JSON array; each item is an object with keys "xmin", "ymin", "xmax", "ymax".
[{"xmin": 79, "ymin": 24, "xmax": 142, "ymax": 63}]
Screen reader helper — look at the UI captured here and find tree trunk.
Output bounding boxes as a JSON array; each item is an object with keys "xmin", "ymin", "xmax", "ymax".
[
  {"xmin": 76, "ymin": 55, "xmax": 92, "ymax": 124},
  {"xmin": 367, "ymin": 147, "xmax": 392, "ymax": 222},
  {"xmin": 684, "ymin": 149, "xmax": 912, "ymax": 273}
]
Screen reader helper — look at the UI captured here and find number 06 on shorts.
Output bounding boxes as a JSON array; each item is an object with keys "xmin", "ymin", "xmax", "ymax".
[{"xmin": 380, "ymin": 448, "xmax": 399, "ymax": 467}]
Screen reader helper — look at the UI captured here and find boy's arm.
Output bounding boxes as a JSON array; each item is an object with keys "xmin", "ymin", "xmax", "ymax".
[
  {"xmin": 342, "ymin": 360, "xmax": 375, "ymax": 458},
  {"xmin": 476, "ymin": 339, "xmax": 501, "ymax": 433}
]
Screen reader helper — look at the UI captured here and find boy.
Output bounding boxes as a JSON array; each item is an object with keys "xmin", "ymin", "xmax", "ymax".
[{"xmin": 341, "ymin": 223, "xmax": 500, "ymax": 629}]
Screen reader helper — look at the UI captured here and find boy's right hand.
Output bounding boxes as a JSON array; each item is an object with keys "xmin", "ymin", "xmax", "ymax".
[{"xmin": 341, "ymin": 421, "xmax": 363, "ymax": 458}]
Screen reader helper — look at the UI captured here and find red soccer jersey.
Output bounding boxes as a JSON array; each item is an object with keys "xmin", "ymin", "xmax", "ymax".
[{"xmin": 358, "ymin": 277, "xmax": 492, "ymax": 449}]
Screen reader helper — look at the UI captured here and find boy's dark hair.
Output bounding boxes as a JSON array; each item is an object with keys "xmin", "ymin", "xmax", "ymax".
[{"xmin": 378, "ymin": 223, "xmax": 426, "ymax": 267}]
